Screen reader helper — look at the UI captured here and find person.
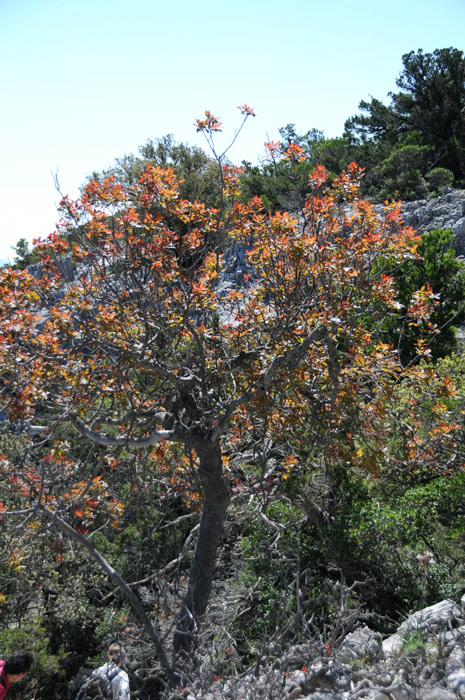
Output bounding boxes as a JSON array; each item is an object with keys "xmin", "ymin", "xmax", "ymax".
[
  {"xmin": 81, "ymin": 643, "xmax": 129, "ymax": 700},
  {"xmin": 0, "ymin": 651, "xmax": 34, "ymax": 699}
]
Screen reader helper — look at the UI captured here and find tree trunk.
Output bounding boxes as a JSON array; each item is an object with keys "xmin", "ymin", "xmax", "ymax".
[{"xmin": 173, "ymin": 438, "xmax": 230, "ymax": 653}]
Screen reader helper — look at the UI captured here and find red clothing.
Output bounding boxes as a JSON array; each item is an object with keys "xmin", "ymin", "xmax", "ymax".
[{"xmin": 0, "ymin": 661, "xmax": 10, "ymax": 700}]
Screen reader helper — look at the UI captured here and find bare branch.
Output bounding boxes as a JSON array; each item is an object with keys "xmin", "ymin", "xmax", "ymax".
[
  {"xmin": 39, "ymin": 504, "xmax": 176, "ymax": 685},
  {"xmin": 70, "ymin": 415, "xmax": 175, "ymax": 447}
]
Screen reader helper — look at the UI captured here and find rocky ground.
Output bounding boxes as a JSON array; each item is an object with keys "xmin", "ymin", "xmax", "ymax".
[{"xmin": 167, "ymin": 595, "xmax": 465, "ymax": 700}]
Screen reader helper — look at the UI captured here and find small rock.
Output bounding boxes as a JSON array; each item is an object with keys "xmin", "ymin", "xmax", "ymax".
[
  {"xmin": 338, "ymin": 625, "xmax": 382, "ymax": 663},
  {"xmin": 302, "ymin": 693, "xmax": 348, "ymax": 700},
  {"xmin": 447, "ymin": 670, "xmax": 465, "ymax": 697},
  {"xmin": 388, "ymin": 680, "xmax": 415, "ymax": 700},
  {"xmin": 445, "ymin": 645, "xmax": 465, "ymax": 673},
  {"xmin": 382, "ymin": 632, "xmax": 403, "ymax": 656},
  {"xmin": 420, "ymin": 688, "xmax": 457, "ymax": 700}
]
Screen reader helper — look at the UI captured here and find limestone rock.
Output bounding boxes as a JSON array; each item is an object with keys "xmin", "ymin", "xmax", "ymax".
[
  {"xmin": 447, "ymin": 670, "xmax": 465, "ymax": 698},
  {"xmin": 420, "ymin": 689, "xmax": 457, "ymax": 700},
  {"xmin": 337, "ymin": 625, "xmax": 382, "ymax": 663},
  {"xmin": 396, "ymin": 189, "xmax": 465, "ymax": 254},
  {"xmin": 383, "ymin": 599, "xmax": 464, "ymax": 656}
]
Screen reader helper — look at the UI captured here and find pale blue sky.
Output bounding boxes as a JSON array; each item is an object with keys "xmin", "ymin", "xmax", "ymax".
[{"xmin": 1, "ymin": 0, "xmax": 464, "ymax": 262}]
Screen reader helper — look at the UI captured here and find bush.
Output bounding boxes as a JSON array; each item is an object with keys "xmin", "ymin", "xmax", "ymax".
[
  {"xmin": 328, "ymin": 470, "xmax": 465, "ymax": 615},
  {"xmin": 375, "ymin": 145, "xmax": 430, "ymax": 201},
  {"xmin": 426, "ymin": 167, "xmax": 454, "ymax": 195},
  {"xmin": 383, "ymin": 228, "xmax": 465, "ymax": 363},
  {"xmin": 0, "ymin": 619, "xmax": 68, "ymax": 698}
]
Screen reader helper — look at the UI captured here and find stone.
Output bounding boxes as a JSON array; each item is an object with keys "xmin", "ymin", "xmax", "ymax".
[
  {"xmin": 372, "ymin": 189, "xmax": 465, "ymax": 253},
  {"xmin": 382, "ymin": 602, "xmax": 463, "ymax": 657},
  {"xmin": 399, "ymin": 600, "xmax": 463, "ymax": 634},
  {"xmin": 338, "ymin": 625, "xmax": 382, "ymax": 663},
  {"xmin": 301, "ymin": 693, "xmax": 348, "ymax": 700},
  {"xmin": 420, "ymin": 689, "xmax": 457, "ymax": 700},
  {"xmin": 445, "ymin": 644, "xmax": 465, "ymax": 673},
  {"xmin": 382, "ymin": 632, "xmax": 404, "ymax": 656},
  {"xmin": 383, "ymin": 599, "xmax": 464, "ymax": 656},
  {"xmin": 387, "ymin": 679, "xmax": 415, "ymax": 700},
  {"xmin": 447, "ymin": 670, "xmax": 465, "ymax": 697},
  {"xmin": 398, "ymin": 189, "xmax": 465, "ymax": 241}
]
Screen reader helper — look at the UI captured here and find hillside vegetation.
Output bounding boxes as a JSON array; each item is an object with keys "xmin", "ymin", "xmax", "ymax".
[
  {"xmin": 242, "ymin": 47, "xmax": 465, "ymax": 209},
  {"xmin": 1, "ymin": 50, "xmax": 465, "ymax": 700}
]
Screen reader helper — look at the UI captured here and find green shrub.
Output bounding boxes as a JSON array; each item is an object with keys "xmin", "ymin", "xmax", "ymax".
[
  {"xmin": 328, "ymin": 470, "xmax": 465, "ymax": 614},
  {"xmin": 427, "ymin": 167, "xmax": 454, "ymax": 195},
  {"xmin": 0, "ymin": 619, "xmax": 67, "ymax": 697}
]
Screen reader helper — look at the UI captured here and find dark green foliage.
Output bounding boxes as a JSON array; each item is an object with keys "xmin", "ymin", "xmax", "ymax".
[
  {"xmin": 232, "ymin": 48, "xmax": 465, "ymax": 205},
  {"xmin": 233, "ymin": 501, "xmax": 321, "ymax": 655},
  {"xmin": 344, "ymin": 47, "xmax": 465, "ymax": 197},
  {"xmin": 385, "ymin": 228, "xmax": 465, "ymax": 363},
  {"xmin": 277, "ymin": 124, "xmax": 325, "ymax": 153},
  {"xmin": 375, "ymin": 144, "xmax": 431, "ymax": 201},
  {"xmin": 239, "ymin": 125, "xmax": 325, "ymax": 212},
  {"xmin": 344, "ymin": 97, "xmax": 403, "ymax": 148},
  {"xmin": 9, "ymin": 237, "xmax": 41, "ymax": 270},
  {"xmin": 234, "ymin": 466, "xmax": 465, "ymax": 654},
  {"xmin": 426, "ymin": 167, "xmax": 454, "ymax": 196},
  {"xmin": 88, "ymin": 134, "xmax": 221, "ymax": 208},
  {"xmin": 0, "ymin": 620, "xmax": 68, "ymax": 698},
  {"xmin": 311, "ymin": 137, "xmax": 355, "ymax": 176},
  {"xmin": 392, "ymin": 48, "xmax": 465, "ymax": 178},
  {"xmin": 240, "ymin": 126, "xmax": 359, "ymax": 212},
  {"xmin": 331, "ymin": 470, "xmax": 465, "ymax": 612},
  {"xmin": 240, "ymin": 159, "xmax": 311, "ymax": 212}
]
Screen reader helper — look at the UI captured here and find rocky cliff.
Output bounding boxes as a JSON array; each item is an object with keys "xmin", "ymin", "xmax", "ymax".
[{"xmin": 386, "ymin": 189, "xmax": 465, "ymax": 255}]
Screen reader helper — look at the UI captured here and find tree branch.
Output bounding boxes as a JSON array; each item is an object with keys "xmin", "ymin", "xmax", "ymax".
[
  {"xmin": 211, "ymin": 324, "xmax": 327, "ymax": 441},
  {"xmin": 39, "ymin": 505, "xmax": 177, "ymax": 685},
  {"xmin": 70, "ymin": 415, "xmax": 174, "ymax": 447}
]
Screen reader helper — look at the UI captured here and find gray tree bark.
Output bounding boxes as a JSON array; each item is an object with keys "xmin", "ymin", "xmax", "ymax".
[{"xmin": 173, "ymin": 438, "xmax": 231, "ymax": 654}]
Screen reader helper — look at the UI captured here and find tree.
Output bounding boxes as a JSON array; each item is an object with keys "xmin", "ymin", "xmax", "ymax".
[
  {"xmin": 0, "ymin": 109, "xmax": 453, "ymax": 681},
  {"xmin": 87, "ymin": 134, "xmax": 222, "ymax": 209},
  {"xmin": 344, "ymin": 96, "xmax": 403, "ymax": 148},
  {"xmin": 345, "ymin": 48, "xmax": 465, "ymax": 190},
  {"xmin": 392, "ymin": 48, "xmax": 465, "ymax": 177},
  {"xmin": 240, "ymin": 125, "xmax": 325, "ymax": 212},
  {"xmin": 9, "ymin": 237, "xmax": 41, "ymax": 270}
]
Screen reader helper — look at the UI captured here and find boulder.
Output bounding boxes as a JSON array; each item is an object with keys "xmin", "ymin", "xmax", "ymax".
[
  {"xmin": 383, "ymin": 599, "xmax": 464, "ymax": 656},
  {"xmin": 337, "ymin": 625, "xmax": 382, "ymax": 663}
]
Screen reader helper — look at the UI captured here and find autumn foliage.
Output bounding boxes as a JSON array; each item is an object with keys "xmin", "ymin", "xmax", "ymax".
[{"xmin": 0, "ymin": 110, "xmax": 462, "ymax": 676}]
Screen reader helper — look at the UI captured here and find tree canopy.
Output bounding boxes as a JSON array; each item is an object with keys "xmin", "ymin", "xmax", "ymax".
[
  {"xmin": 240, "ymin": 47, "xmax": 465, "ymax": 207},
  {"xmin": 343, "ymin": 47, "xmax": 465, "ymax": 196},
  {"xmin": 1, "ymin": 104, "xmax": 465, "ymax": 696}
]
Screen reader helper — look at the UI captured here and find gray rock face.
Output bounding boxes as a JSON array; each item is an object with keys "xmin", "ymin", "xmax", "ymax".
[
  {"xmin": 28, "ymin": 253, "xmax": 78, "ymax": 282},
  {"xmin": 338, "ymin": 625, "xmax": 382, "ymax": 663},
  {"xmin": 393, "ymin": 189, "xmax": 465, "ymax": 255}
]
